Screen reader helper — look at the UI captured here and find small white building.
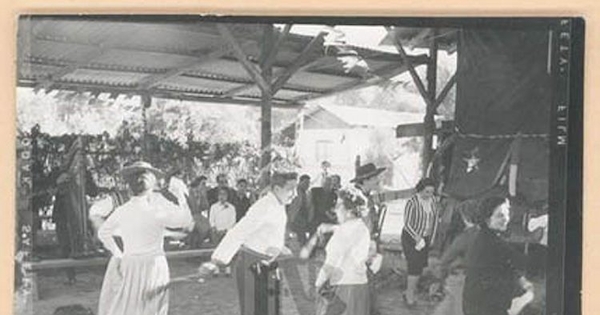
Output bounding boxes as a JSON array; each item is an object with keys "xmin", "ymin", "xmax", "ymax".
[{"xmin": 289, "ymin": 103, "xmax": 433, "ymax": 191}]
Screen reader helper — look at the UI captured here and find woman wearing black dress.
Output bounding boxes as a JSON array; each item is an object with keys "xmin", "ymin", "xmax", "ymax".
[{"xmin": 462, "ymin": 196, "xmax": 534, "ymax": 315}]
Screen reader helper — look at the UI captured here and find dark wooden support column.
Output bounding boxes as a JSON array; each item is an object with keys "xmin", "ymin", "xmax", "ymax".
[
  {"xmin": 260, "ymin": 24, "xmax": 275, "ymax": 187},
  {"xmin": 386, "ymin": 26, "xmax": 443, "ymax": 177},
  {"xmin": 423, "ymin": 29, "xmax": 438, "ymax": 176}
]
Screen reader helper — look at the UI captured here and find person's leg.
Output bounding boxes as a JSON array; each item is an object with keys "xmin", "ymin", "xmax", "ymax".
[
  {"xmin": 63, "ymin": 240, "xmax": 77, "ymax": 283},
  {"xmin": 405, "ymin": 274, "xmax": 419, "ymax": 304},
  {"xmin": 234, "ymin": 252, "xmax": 249, "ymax": 315},
  {"xmin": 56, "ymin": 219, "xmax": 77, "ymax": 283},
  {"xmin": 401, "ymin": 231, "xmax": 418, "ymax": 305},
  {"xmin": 281, "ymin": 258, "xmax": 315, "ymax": 315},
  {"xmin": 235, "ymin": 250, "xmax": 268, "ymax": 315},
  {"xmin": 431, "ymin": 273, "xmax": 464, "ymax": 315},
  {"xmin": 367, "ymin": 271, "xmax": 381, "ymax": 315}
]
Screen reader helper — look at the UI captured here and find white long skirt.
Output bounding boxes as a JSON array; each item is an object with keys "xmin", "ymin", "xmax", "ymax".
[{"xmin": 98, "ymin": 255, "xmax": 170, "ymax": 315}]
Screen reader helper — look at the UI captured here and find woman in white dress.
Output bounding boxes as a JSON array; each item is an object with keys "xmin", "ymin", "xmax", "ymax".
[
  {"xmin": 97, "ymin": 161, "xmax": 193, "ymax": 315},
  {"xmin": 315, "ymin": 186, "xmax": 372, "ymax": 315}
]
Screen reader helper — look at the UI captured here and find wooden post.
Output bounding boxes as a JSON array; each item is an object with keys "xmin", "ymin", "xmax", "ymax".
[
  {"xmin": 141, "ymin": 93, "xmax": 152, "ymax": 161},
  {"xmin": 77, "ymin": 137, "xmax": 89, "ymax": 254},
  {"xmin": 422, "ymin": 29, "xmax": 438, "ymax": 176},
  {"xmin": 260, "ymin": 25, "xmax": 275, "ymax": 188}
]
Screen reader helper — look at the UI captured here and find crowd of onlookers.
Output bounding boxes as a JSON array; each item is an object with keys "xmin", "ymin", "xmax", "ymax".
[{"xmin": 182, "ymin": 171, "xmax": 344, "ymax": 253}]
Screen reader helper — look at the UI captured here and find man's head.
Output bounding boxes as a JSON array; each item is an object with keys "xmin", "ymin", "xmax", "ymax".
[
  {"xmin": 361, "ymin": 174, "xmax": 382, "ymax": 193},
  {"xmin": 216, "ymin": 174, "xmax": 228, "ymax": 188},
  {"xmin": 351, "ymin": 163, "xmax": 386, "ymax": 193},
  {"xmin": 191, "ymin": 175, "xmax": 208, "ymax": 189},
  {"xmin": 237, "ymin": 178, "xmax": 248, "ymax": 193},
  {"xmin": 330, "ymin": 174, "xmax": 341, "ymax": 191},
  {"xmin": 170, "ymin": 168, "xmax": 184, "ymax": 179},
  {"xmin": 321, "ymin": 160, "xmax": 331, "ymax": 172},
  {"xmin": 298, "ymin": 174, "xmax": 311, "ymax": 192},
  {"xmin": 271, "ymin": 172, "xmax": 298, "ymax": 205},
  {"xmin": 217, "ymin": 187, "xmax": 229, "ymax": 203}
]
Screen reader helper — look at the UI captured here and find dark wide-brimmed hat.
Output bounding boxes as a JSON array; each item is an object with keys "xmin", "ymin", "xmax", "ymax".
[
  {"xmin": 350, "ymin": 163, "xmax": 386, "ymax": 183},
  {"xmin": 120, "ymin": 161, "xmax": 164, "ymax": 178}
]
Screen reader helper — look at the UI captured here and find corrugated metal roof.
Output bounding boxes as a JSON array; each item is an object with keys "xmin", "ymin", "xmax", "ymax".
[
  {"xmin": 61, "ymin": 69, "xmax": 147, "ymax": 86},
  {"xmin": 17, "ymin": 17, "xmax": 429, "ymax": 107}
]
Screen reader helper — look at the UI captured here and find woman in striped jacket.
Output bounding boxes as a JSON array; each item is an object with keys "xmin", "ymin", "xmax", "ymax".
[{"xmin": 401, "ymin": 178, "xmax": 439, "ymax": 306}]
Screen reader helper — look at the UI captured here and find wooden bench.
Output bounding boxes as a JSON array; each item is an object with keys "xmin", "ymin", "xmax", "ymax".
[{"xmin": 22, "ymin": 249, "xmax": 215, "ymax": 301}]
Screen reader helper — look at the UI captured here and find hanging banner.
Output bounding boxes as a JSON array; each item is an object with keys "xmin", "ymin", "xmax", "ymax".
[{"xmin": 444, "ymin": 29, "xmax": 551, "ymax": 203}]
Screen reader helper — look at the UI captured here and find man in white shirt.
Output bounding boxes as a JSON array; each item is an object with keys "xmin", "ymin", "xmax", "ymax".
[
  {"xmin": 209, "ymin": 188, "xmax": 237, "ymax": 236},
  {"xmin": 209, "ymin": 172, "xmax": 298, "ymax": 315},
  {"xmin": 209, "ymin": 188, "xmax": 236, "ymax": 275}
]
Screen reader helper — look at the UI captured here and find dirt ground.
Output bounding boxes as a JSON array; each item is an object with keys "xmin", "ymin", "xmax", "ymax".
[{"xmin": 22, "ymin": 254, "xmax": 544, "ymax": 315}]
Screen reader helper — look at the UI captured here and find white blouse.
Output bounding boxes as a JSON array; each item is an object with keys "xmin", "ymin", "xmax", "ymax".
[
  {"xmin": 211, "ymin": 191, "xmax": 287, "ymax": 265},
  {"xmin": 324, "ymin": 219, "xmax": 371, "ymax": 285},
  {"xmin": 98, "ymin": 192, "xmax": 194, "ymax": 257}
]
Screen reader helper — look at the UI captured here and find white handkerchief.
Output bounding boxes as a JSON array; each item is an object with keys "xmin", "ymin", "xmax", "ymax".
[
  {"xmin": 415, "ymin": 239, "xmax": 426, "ymax": 251},
  {"xmin": 368, "ymin": 254, "xmax": 383, "ymax": 274},
  {"xmin": 508, "ymin": 290, "xmax": 534, "ymax": 315}
]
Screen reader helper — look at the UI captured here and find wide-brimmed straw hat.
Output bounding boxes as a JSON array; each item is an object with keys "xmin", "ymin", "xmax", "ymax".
[
  {"xmin": 120, "ymin": 161, "xmax": 164, "ymax": 178},
  {"xmin": 350, "ymin": 163, "xmax": 386, "ymax": 183}
]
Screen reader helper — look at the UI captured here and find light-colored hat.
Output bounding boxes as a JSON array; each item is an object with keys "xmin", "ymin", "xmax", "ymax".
[{"xmin": 120, "ymin": 161, "xmax": 164, "ymax": 178}]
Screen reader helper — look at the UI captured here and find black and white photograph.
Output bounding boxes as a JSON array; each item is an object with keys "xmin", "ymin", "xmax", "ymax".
[{"xmin": 13, "ymin": 16, "xmax": 583, "ymax": 315}]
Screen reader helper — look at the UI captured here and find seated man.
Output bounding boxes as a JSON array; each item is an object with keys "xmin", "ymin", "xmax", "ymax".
[{"xmin": 209, "ymin": 187, "xmax": 236, "ymax": 275}]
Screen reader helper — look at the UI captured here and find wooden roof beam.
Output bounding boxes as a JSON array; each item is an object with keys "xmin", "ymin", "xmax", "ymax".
[
  {"xmin": 433, "ymin": 72, "xmax": 456, "ymax": 111},
  {"xmin": 261, "ymin": 24, "xmax": 292, "ymax": 70},
  {"xmin": 385, "ymin": 26, "xmax": 432, "ymax": 108},
  {"xmin": 217, "ymin": 24, "xmax": 271, "ymax": 94},
  {"xmin": 271, "ymin": 31, "xmax": 327, "ymax": 94},
  {"xmin": 291, "ymin": 54, "xmax": 429, "ymax": 102},
  {"xmin": 220, "ymin": 56, "xmax": 330, "ymax": 98}
]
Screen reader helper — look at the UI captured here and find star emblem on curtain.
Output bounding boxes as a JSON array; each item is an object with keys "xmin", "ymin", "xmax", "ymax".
[{"xmin": 463, "ymin": 147, "xmax": 480, "ymax": 173}]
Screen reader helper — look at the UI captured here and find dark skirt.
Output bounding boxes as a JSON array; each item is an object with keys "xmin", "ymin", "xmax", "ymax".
[{"xmin": 401, "ymin": 230, "xmax": 430, "ymax": 276}]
